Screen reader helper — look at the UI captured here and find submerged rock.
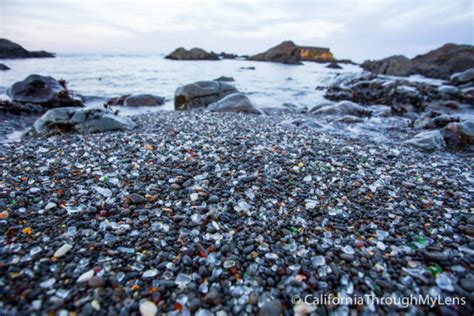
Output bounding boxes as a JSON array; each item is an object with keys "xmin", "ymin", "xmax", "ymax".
[
  {"xmin": 0, "ymin": 63, "xmax": 10, "ymax": 71},
  {"xmin": 248, "ymin": 41, "xmax": 302, "ymax": 65},
  {"xmin": 32, "ymin": 107, "xmax": 137, "ymax": 136},
  {"xmin": 361, "ymin": 55, "xmax": 412, "ymax": 77},
  {"xmin": 0, "ymin": 38, "xmax": 55, "ymax": 58},
  {"xmin": 326, "ymin": 62, "xmax": 342, "ymax": 69},
  {"xmin": 7, "ymin": 74, "xmax": 83, "ymax": 107},
  {"xmin": 213, "ymin": 76, "xmax": 235, "ymax": 82},
  {"xmin": 124, "ymin": 94, "xmax": 164, "ymax": 107},
  {"xmin": 404, "ymin": 130, "xmax": 446, "ymax": 151},
  {"xmin": 165, "ymin": 47, "xmax": 218, "ymax": 60},
  {"xmin": 310, "ymin": 101, "xmax": 372, "ymax": 118},
  {"xmin": 207, "ymin": 93, "xmax": 263, "ymax": 114},
  {"xmin": 174, "ymin": 81, "xmax": 238, "ymax": 110}
]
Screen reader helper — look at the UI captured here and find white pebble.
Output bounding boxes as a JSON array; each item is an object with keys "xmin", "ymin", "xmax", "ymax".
[
  {"xmin": 54, "ymin": 243, "xmax": 73, "ymax": 257},
  {"xmin": 139, "ymin": 300, "xmax": 158, "ymax": 316},
  {"xmin": 77, "ymin": 270, "xmax": 94, "ymax": 283}
]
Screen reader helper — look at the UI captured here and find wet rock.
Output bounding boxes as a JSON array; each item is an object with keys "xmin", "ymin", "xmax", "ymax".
[
  {"xmin": 404, "ymin": 130, "xmax": 446, "ymax": 151},
  {"xmin": 128, "ymin": 193, "xmax": 146, "ymax": 204},
  {"xmin": 174, "ymin": 81, "xmax": 238, "ymax": 110},
  {"xmin": 310, "ymin": 101, "xmax": 372, "ymax": 118},
  {"xmin": 207, "ymin": 93, "xmax": 263, "ymax": 114},
  {"xmin": 124, "ymin": 94, "xmax": 164, "ymax": 107},
  {"xmin": 414, "ymin": 112, "xmax": 460, "ymax": 129},
  {"xmin": 326, "ymin": 62, "xmax": 342, "ymax": 69},
  {"xmin": 165, "ymin": 47, "xmax": 218, "ymax": 60},
  {"xmin": 204, "ymin": 288, "xmax": 222, "ymax": 305},
  {"xmin": 8, "ymin": 74, "xmax": 83, "ymax": 107},
  {"xmin": 259, "ymin": 299, "xmax": 281, "ymax": 316},
  {"xmin": 107, "ymin": 94, "xmax": 130, "ymax": 106},
  {"xmin": 0, "ymin": 38, "xmax": 54, "ymax": 58},
  {"xmin": 248, "ymin": 41, "xmax": 302, "ymax": 65},
  {"xmin": 32, "ymin": 107, "xmax": 137, "ymax": 136},
  {"xmin": 279, "ymin": 118, "xmax": 322, "ymax": 129},
  {"xmin": 0, "ymin": 63, "xmax": 10, "ymax": 71},
  {"xmin": 334, "ymin": 115, "xmax": 364, "ymax": 123},
  {"xmin": 361, "ymin": 55, "xmax": 412, "ymax": 77},
  {"xmin": 450, "ymin": 68, "xmax": 474, "ymax": 85},
  {"xmin": 213, "ymin": 76, "xmax": 235, "ymax": 82},
  {"xmin": 443, "ymin": 120, "xmax": 474, "ymax": 150}
]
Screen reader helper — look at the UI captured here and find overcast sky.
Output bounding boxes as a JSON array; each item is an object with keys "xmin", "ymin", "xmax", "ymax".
[{"xmin": 1, "ymin": 0, "xmax": 473, "ymax": 62}]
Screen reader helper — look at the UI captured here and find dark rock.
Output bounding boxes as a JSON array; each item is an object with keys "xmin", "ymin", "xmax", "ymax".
[
  {"xmin": 165, "ymin": 47, "xmax": 219, "ymax": 60},
  {"xmin": 7, "ymin": 74, "xmax": 83, "ymax": 107},
  {"xmin": 259, "ymin": 299, "xmax": 281, "ymax": 316},
  {"xmin": 218, "ymin": 52, "xmax": 238, "ymax": 59},
  {"xmin": 0, "ymin": 38, "xmax": 54, "ymax": 59},
  {"xmin": 174, "ymin": 81, "xmax": 238, "ymax": 110},
  {"xmin": 203, "ymin": 288, "xmax": 222, "ymax": 305},
  {"xmin": 32, "ymin": 107, "xmax": 137, "ymax": 136},
  {"xmin": 361, "ymin": 55, "xmax": 412, "ymax": 77},
  {"xmin": 207, "ymin": 93, "xmax": 263, "ymax": 114},
  {"xmin": 107, "ymin": 95, "xmax": 130, "ymax": 106},
  {"xmin": 124, "ymin": 94, "xmax": 164, "ymax": 107},
  {"xmin": 443, "ymin": 120, "xmax": 474, "ymax": 150},
  {"xmin": 213, "ymin": 76, "xmax": 235, "ymax": 82},
  {"xmin": 248, "ymin": 41, "xmax": 302, "ymax": 65},
  {"xmin": 411, "ymin": 43, "xmax": 474, "ymax": 79},
  {"xmin": 326, "ymin": 62, "xmax": 342, "ymax": 69},
  {"xmin": 128, "ymin": 193, "xmax": 146, "ymax": 205},
  {"xmin": 459, "ymin": 278, "xmax": 474, "ymax": 292},
  {"xmin": 0, "ymin": 63, "xmax": 10, "ymax": 71}
]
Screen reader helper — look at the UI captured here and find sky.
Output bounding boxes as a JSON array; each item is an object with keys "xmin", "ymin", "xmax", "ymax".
[{"xmin": 1, "ymin": 0, "xmax": 473, "ymax": 62}]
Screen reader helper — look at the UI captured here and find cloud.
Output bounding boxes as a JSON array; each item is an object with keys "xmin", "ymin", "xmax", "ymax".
[{"xmin": 0, "ymin": 0, "xmax": 472, "ymax": 60}]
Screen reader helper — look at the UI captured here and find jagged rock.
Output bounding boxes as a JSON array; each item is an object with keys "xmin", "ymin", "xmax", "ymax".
[
  {"xmin": 124, "ymin": 94, "xmax": 164, "ymax": 107},
  {"xmin": 174, "ymin": 81, "xmax": 238, "ymax": 110},
  {"xmin": 207, "ymin": 93, "xmax": 263, "ymax": 114},
  {"xmin": 248, "ymin": 41, "xmax": 302, "ymax": 65},
  {"xmin": 361, "ymin": 55, "xmax": 412, "ymax": 77},
  {"xmin": 450, "ymin": 68, "xmax": 474, "ymax": 85},
  {"xmin": 33, "ymin": 107, "xmax": 137, "ymax": 136},
  {"xmin": 310, "ymin": 101, "xmax": 372, "ymax": 118},
  {"xmin": 7, "ymin": 74, "xmax": 83, "ymax": 107},
  {"xmin": 404, "ymin": 130, "xmax": 446, "ymax": 151},
  {"xmin": 165, "ymin": 47, "xmax": 218, "ymax": 60},
  {"xmin": 213, "ymin": 76, "xmax": 235, "ymax": 82},
  {"xmin": 0, "ymin": 63, "xmax": 10, "ymax": 70},
  {"xmin": 0, "ymin": 38, "xmax": 54, "ymax": 58},
  {"xmin": 300, "ymin": 46, "xmax": 335, "ymax": 62},
  {"xmin": 411, "ymin": 43, "xmax": 474, "ymax": 79}
]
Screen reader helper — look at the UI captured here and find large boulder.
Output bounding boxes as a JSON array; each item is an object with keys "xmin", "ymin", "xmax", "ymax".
[
  {"xmin": 444, "ymin": 120, "xmax": 474, "ymax": 147},
  {"xmin": 404, "ymin": 130, "xmax": 446, "ymax": 151},
  {"xmin": 33, "ymin": 107, "xmax": 137, "ymax": 136},
  {"xmin": 124, "ymin": 94, "xmax": 164, "ymax": 107},
  {"xmin": 174, "ymin": 81, "xmax": 238, "ymax": 110},
  {"xmin": 7, "ymin": 74, "xmax": 83, "ymax": 107},
  {"xmin": 309, "ymin": 101, "xmax": 372, "ymax": 118},
  {"xmin": 411, "ymin": 44, "xmax": 474, "ymax": 79},
  {"xmin": 248, "ymin": 41, "xmax": 302, "ymax": 65},
  {"xmin": 0, "ymin": 38, "xmax": 54, "ymax": 58},
  {"xmin": 0, "ymin": 63, "xmax": 10, "ymax": 71},
  {"xmin": 361, "ymin": 55, "xmax": 412, "ymax": 77},
  {"xmin": 207, "ymin": 93, "xmax": 263, "ymax": 114},
  {"xmin": 165, "ymin": 47, "xmax": 218, "ymax": 60},
  {"xmin": 450, "ymin": 68, "xmax": 474, "ymax": 85}
]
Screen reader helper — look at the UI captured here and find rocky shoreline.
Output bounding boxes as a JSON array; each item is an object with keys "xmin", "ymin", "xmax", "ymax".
[{"xmin": 1, "ymin": 110, "xmax": 473, "ymax": 315}]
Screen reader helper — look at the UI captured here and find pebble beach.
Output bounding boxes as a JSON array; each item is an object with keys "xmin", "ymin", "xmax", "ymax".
[{"xmin": 1, "ymin": 110, "xmax": 472, "ymax": 315}]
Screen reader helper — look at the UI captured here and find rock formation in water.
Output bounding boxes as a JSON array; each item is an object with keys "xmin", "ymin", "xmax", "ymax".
[
  {"xmin": 0, "ymin": 38, "xmax": 55, "ymax": 59},
  {"xmin": 362, "ymin": 43, "xmax": 474, "ymax": 79},
  {"xmin": 165, "ymin": 47, "xmax": 219, "ymax": 60}
]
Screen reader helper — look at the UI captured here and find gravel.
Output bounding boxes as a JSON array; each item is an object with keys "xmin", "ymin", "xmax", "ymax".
[{"xmin": 0, "ymin": 110, "xmax": 472, "ymax": 315}]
